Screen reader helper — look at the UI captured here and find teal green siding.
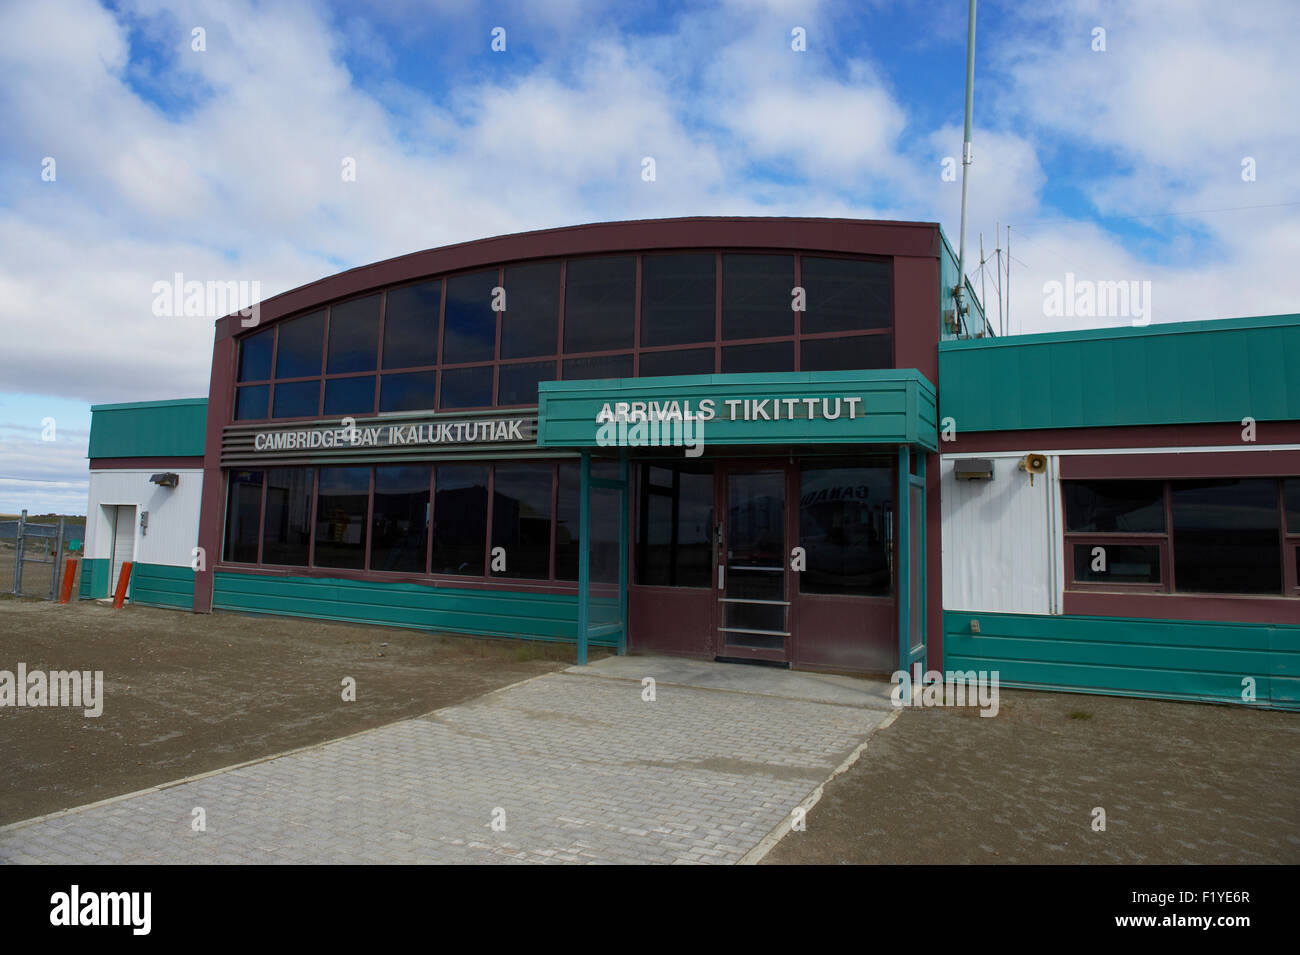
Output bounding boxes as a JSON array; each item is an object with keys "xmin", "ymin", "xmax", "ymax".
[
  {"xmin": 78, "ymin": 558, "xmax": 110, "ymax": 599},
  {"xmin": 944, "ymin": 611, "xmax": 1300, "ymax": 711},
  {"xmin": 212, "ymin": 571, "xmax": 618, "ymax": 646},
  {"xmin": 938, "ymin": 229, "xmax": 988, "ymax": 340},
  {"xmin": 538, "ymin": 370, "xmax": 939, "ymax": 451},
  {"xmin": 938, "ymin": 313, "xmax": 1300, "ymax": 431},
  {"xmin": 88, "ymin": 398, "xmax": 208, "ymax": 459},
  {"xmin": 130, "ymin": 563, "xmax": 195, "ymax": 610}
]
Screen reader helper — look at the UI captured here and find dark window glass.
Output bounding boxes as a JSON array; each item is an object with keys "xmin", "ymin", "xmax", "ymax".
[
  {"xmin": 799, "ymin": 464, "xmax": 893, "ymax": 596},
  {"xmin": 272, "ymin": 380, "xmax": 320, "ymax": 419},
  {"xmin": 722, "ymin": 254, "xmax": 795, "ymax": 340},
  {"xmin": 326, "ymin": 295, "xmax": 380, "ymax": 374},
  {"xmin": 1171, "ymin": 479, "xmax": 1281, "ymax": 594},
  {"xmin": 722, "ymin": 341, "xmax": 794, "ymax": 374},
  {"xmin": 563, "ymin": 256, "xmax": 634, "ymax": 353},
  {"xmin": 562, "ymin": 354, "xmax": 633, "ymax": 381},
  {"xmin": 501, "ymin": 262, "xmax": 559, "ymax": 359},
  {"xmin": 234, "ymin": 385, "xmax": 269, "ymax": 420},
  {"xmin": 223, "ymin": 470, "xmax": 263, "ymax": 563},
  {"xmin": 382, "ymin": 281, "xmax": 440, "ymax": 369},
  {"xmin": 1072, "ymin": 543, "xmax": 1161, "ymax": 584},
  {"xmin": 313, "ymin": 467, "xmax": 370, "ymax": 569},
  {"xmin": 443, "ymin": 270, "xmax": 498, "ymax": 364},
  {"xmin": 635, "ymin": 462, "xmax": 713, "ymax": 587},
  {"xmin": 238, "ymin": 329, "xmax": 273, "ymax": 381},
  {"xmin": 800, "ymin": 334, "xmax": 892, "ymax": 371},
  {"xmin": 638, "ymin": 348, "xmax": 715, "ymax": 377},
  {"xmin": 491, "ymin": 463, "xmax": 553, "ymax": 579},
  {"xmin": 275, "ymin": 310, "xmax": 325, "ymax": 378},
  {"xmin": 323, "ymin": 376, "xmax": 375, "ymax": 416},
  {"xmin": 432, "ymin": 464, "xmax": 488, "ymax": 575},
  {"xmin": 380, "ymin": 371, "xmax": 438, "ymax": 413},
  {"xmin": 800, "ymin": 257, "xmax": 891, "ymax": 334},
  {"xmin": 1286, "ymin": 478, "xmax": 1300, "ymax": 534},
  {"xmin": 439, "ymin": 364, "xmax": 493, "ymax": 409},
  {"xmin": 371, "ymin": 466, "xmax": 430, "ymax": 574},
  {"xmin": 640, "ymin": 253, "xmax": 716, "ymax": 347},
  {"xmin": 498, "ymin": 361, "xmax": 556, "ymax": 406},
  {"xmin": 555, "ymin": 461, "xmax": 621, "ymax": 582},
  {"xmin": 1064, "ymin": 481, "xmax": 1166, "ymax": 533},
  {"xmin": 262, "ymin": 467, "xmax": 313, "ymax": 566}
]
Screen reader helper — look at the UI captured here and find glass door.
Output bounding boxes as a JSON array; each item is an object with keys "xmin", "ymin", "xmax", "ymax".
[{"xmin": 717, "ymin": 467, "xmax": 789, "ymax": 663}]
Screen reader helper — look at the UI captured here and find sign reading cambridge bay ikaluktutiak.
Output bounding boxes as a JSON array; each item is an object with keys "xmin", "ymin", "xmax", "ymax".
[{"xmin": 252, "ymin": 417, "xmax": 532, "ymax": 452}]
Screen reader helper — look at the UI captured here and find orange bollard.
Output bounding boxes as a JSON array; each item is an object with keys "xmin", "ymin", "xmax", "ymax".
[
  {"xmin": 112, "ymin": 561, "xmax": 133, "ymax": 608},
  {"xmin": 59, "ymin": 558, "xmax": 78, "ymax": 604}
]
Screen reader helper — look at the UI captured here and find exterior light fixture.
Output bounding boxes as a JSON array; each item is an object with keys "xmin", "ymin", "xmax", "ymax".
[{"xmin": 150, "ymin": 472, "xmax": 180, "ymax": 488}]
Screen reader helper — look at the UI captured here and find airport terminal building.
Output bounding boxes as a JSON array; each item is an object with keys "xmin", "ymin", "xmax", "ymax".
[{"xmin": 82, "ymin": 217, "xmax": 1300, "ymax": 708}]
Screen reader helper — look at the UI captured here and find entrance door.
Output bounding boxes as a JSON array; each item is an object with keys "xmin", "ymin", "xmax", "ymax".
[
  {"xmin": 716, "ymin": 467, "xmax": 789, "ymax": 663},
  {"xmin": 109, "ymin": 505, "xmax": 136, "ymax": 599}
]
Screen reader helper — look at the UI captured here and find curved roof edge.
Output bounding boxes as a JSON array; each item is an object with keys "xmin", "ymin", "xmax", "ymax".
[{"xmin": 217, "ymin": 216, "xmax": 941, "ymax": 341}]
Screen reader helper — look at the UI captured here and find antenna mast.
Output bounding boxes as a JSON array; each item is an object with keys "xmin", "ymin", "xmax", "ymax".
[{"xmin": 954, "ymin": 0, "xmax": 978, "ymax": 333}]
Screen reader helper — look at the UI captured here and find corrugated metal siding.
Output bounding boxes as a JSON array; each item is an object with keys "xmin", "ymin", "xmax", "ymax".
[
  {"xmin": 88, "ymin": 399, "xmax": 208, "ymax": 458},
  {"xmin": 944, "ymin": 610, "xmax": 1300, "ymax": 711},
  {"xmin": 940, "ymin": 453, "xmax": 1061, "ymax": 614},
  {"xmin": 78, "ymin": 558, "xmax": 109, "ymax": 599},
  {"xmin": 85, "ymin": 470, "xmax": 202, "ymax": 567},
  {"xmin": 131, "ymin": 563, "xmax": 196, "ymax": 610},
  {"xmin": 938, "ymin": 313, "xmax": 1300, "ymax": 431},
  {"xmin": 212, "ymin": 571, "xmax": 619, "ymax": 646}
]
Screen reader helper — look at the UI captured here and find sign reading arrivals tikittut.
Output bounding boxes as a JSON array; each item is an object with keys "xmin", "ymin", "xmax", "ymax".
[{"xmin": 252, "ymin": 416, "xmax": 533, "ymax": 452}]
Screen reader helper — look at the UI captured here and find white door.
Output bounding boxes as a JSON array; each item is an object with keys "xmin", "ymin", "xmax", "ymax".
[{"xmin": 110, "ymin": 505, "xmax": 136, "ymax": 598}]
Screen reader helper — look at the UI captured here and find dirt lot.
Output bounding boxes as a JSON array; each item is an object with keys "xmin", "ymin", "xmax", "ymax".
[
  {"xmin": 764, "ymin": 688, "xmax": 1300, "ymax": 865},
  {"xmin": 0, "ymin": 598, "xmax": 589, "ymax": 826}
]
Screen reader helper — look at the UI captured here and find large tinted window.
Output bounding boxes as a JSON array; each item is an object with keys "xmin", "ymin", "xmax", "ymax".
[
  {"xmin": 380, "ymin": 370, "xmax": 438, "ymax": 413},
  {"xmin": 640, "ymin": 253, "xmax": 715, "ymax": 347},
  {"xmin": 800, "ymin": 334, "xmax": 891, "ymax": 371},
  {"xmin": 327, "ymin": 295, "xmax": 380, "ymax": 374},
  {"xmin": 635, "ymin": 462, "xmax": 713, "ymax": 587},
  {"xmin": 799, "ymin": 463, "xmax": 893, "ymax": 596},
  {"xmin": 443, "ymin": 270, "xmax": 498, "ymax": 364},
  {"xmin": 554, "ymin": 461, "xmax": 624, "ymax": 583},
  {"xmin": 639, "ymin": 348, "xmax": 715, "ymax": 377},
  {"xmin": 563, "ymin": 257, "xmax": 634, "ymax": 353},
  {"xmin": 275, "ymin": 311, "xmax": 325, "ymax": 378},
  {"xmin": 314, "ymin": 467, "xmax": 370, "ymax": 569},
  {"xmin": 498, "ymin": 360, "xmax": 555, "ymax": 406},
  {"xmin": 323, "ymin": 376, "xmax": 375, "ymax": 416},
  {"xmin": 440, "ymin": 364, "xmax": 493, "ymax": 409},
  {"xmin": 262, "ymin": 467, "xmax": 313, "ymax": 566},
  {"xmin": 371, "ymin": 466, "xmax": 429, "ymax": 573},
  {"xmin": 238, "ymin": 329, "xmax": 273, "ymax": 381},
  {"xmin": 223, "ymin": 470, "xmax": 263, "ymax": 563},
  {"xmin": 491, "ymin": 463, "xmax": 553, "ymax": 579},
  {"xmin": 722, "ymin": 254, "xmax": 794, "ymax": 340},
  {"xmin": 1065, "ymin": 481, "xmax": 1166, "ymax": 533},
  {"xmin": 1171, "ymin": 479, "xmax": 1281, "ymax": 594},
  {"xmin": 1072, "ymin": 543, "xmax": 1161, "ymax": 584},
  {"xmin": 800, "ymin": 257, "xmax": 891, "ymax": 334},
  {"xmin": 234, "ymin": 385, "xmax": 269, "ymax": 420},
  {"xmin": 501, "ymin": 262, "xmax": 559, "ymax": 359},
  {"xmin": 433, "ymin": 464, "xmax": 488, "ymax": 575},
  {"xmin": 272, "ymin": 380, "xmax": 320, "ymax": 419},
  {"xmin": 722, "ymin": 341, "xmax": 793, "ymax": 374},
  {"xmin": 382, "ymin": 281, "xmax": 440, "ymax": 369},
  {"xmin": 563, "ymin": 354, "xmax": 633, "ymax": 381},
  {"xmin": 1286, "ymin": 478, "xmax": 1300, "ymax": 534}
]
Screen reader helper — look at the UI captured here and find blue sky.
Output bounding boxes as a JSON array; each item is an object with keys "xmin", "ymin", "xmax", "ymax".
[{"xmin": 2, "ymin": 0, "xmax": 1298, "ymax": 513}]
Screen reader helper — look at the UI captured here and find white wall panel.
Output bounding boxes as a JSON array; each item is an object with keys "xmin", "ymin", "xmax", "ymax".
[
  {"xmin": 940, "ymin": 452, "xmax": 1059, "ymax": 615},
  {"xmin": 85, "ymin": 470, "xmax": 203, "ymax": 567}
]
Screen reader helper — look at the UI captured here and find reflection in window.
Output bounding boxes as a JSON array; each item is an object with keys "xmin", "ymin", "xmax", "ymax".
[
  {"xmin": 800, "ymin": 257, "xmax": 891, "ymax": 334},
  {"xmin": 800, "ymin": 334, "xmax": 891, "ymax": 371},
  {"xmin": 443, "ymin": 270, "xmax": 498, "ymax": 364},
  {"xmin": 555, "ymin": 462, "xmax": 620, "ymax": 582},
  {"xmin": 638, "ymin": 348, "xmax": 715, "ymax": 377},
  {"xmin": 327, "ymin": 294, "xmax": 380, "ymax": 374},
  {"xmin": 223, "ymin": 470, "xmax": 263, "ymax": 563},
  {"xmin": 491, "ymin": 463, "xmax": 553, "ymax": 579},
  {"xmin": 235, "ymin": 385, "xmax": 269, "ymax": 420},
  {"xmin": 238, "ymin": 329, "xmax": 273, "ymax": 381},
  {"xmin": 433, "ymin": 464, "xmax": 488, "ymax": 575},
  {"xmin": 562, "ymin": 354, "xmax": 633, "ymax": 381},
  {"xmin": 371, "ymin": 466, "xmax": 429, "ymax": 573},
  {"xmin": 799, "ymin": 464, "xmax": 892, "ymax": 596},
  {"xmin": 1072, "ymin": 543, "xmax": 1160, "ymax": 584},
  {"xmin": 262, "ymin": 467, "xmax": 313, "ymax": 566},
  {"xmin": 640, "ymin": 253, "xmax": 716, "ymax": 347},
  {"xmin": 1064, "ymin": 481, "xmax": 1166, "ymax": 533},
  {"xmin": 275, "ymin": 311, "xmax": 325, "ymax": 378},
  {"xmin": 440, "ymin": 364, "xmax": 493, "ymax": 409},
  {"xmin": 721, "ymin": 341, "xmax": 793, "ymax": 374},
  {"xmin": 380, "ymin": 370, "xmax": 438, "ymax": 413},
  {"xmin": 272, "ymin": 380, "xmax": 320, "ymax": 418},
  {"xmin": 722, "ymin": 254, "xmax": 794, "ymax": 340},
  {"xmin": 635, "ymin": 462, "xmax": 713, "ymax": 587},
  {"xmin": 1171, "ymin": 479, "xmax": 1281, "ymax": 594},
  {"xmin": 323, "ymin": 376, "xmax": 375, "ymax": 416},
  {"xmin": 498, "ymin": 361, "xmax": 556, "ymax": 406},
  {"xmin": 501, "ymin": 262, "xmax": 559, "ymax": 359},
  {"xmin": 314, "ymin": 467, "xmax": 370, "ymax": 569},
  {"xmin": 563, "ymin": 257, "xmax": 634, "ymax": 353},
  {"xmin": 382, "ymin": 281, "xmax": 440, "ymax": 369}
]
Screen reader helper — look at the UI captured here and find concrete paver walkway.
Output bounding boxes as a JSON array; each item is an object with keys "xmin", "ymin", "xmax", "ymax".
[{"xmin": 1, "ymin": 658, "xmax": 891, "ymax": 864}]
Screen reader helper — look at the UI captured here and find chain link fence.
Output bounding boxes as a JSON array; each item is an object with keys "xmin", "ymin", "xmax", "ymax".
[{"xmin": 0, "ymin": 510, "xmax": 85, "ymax": 599}]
